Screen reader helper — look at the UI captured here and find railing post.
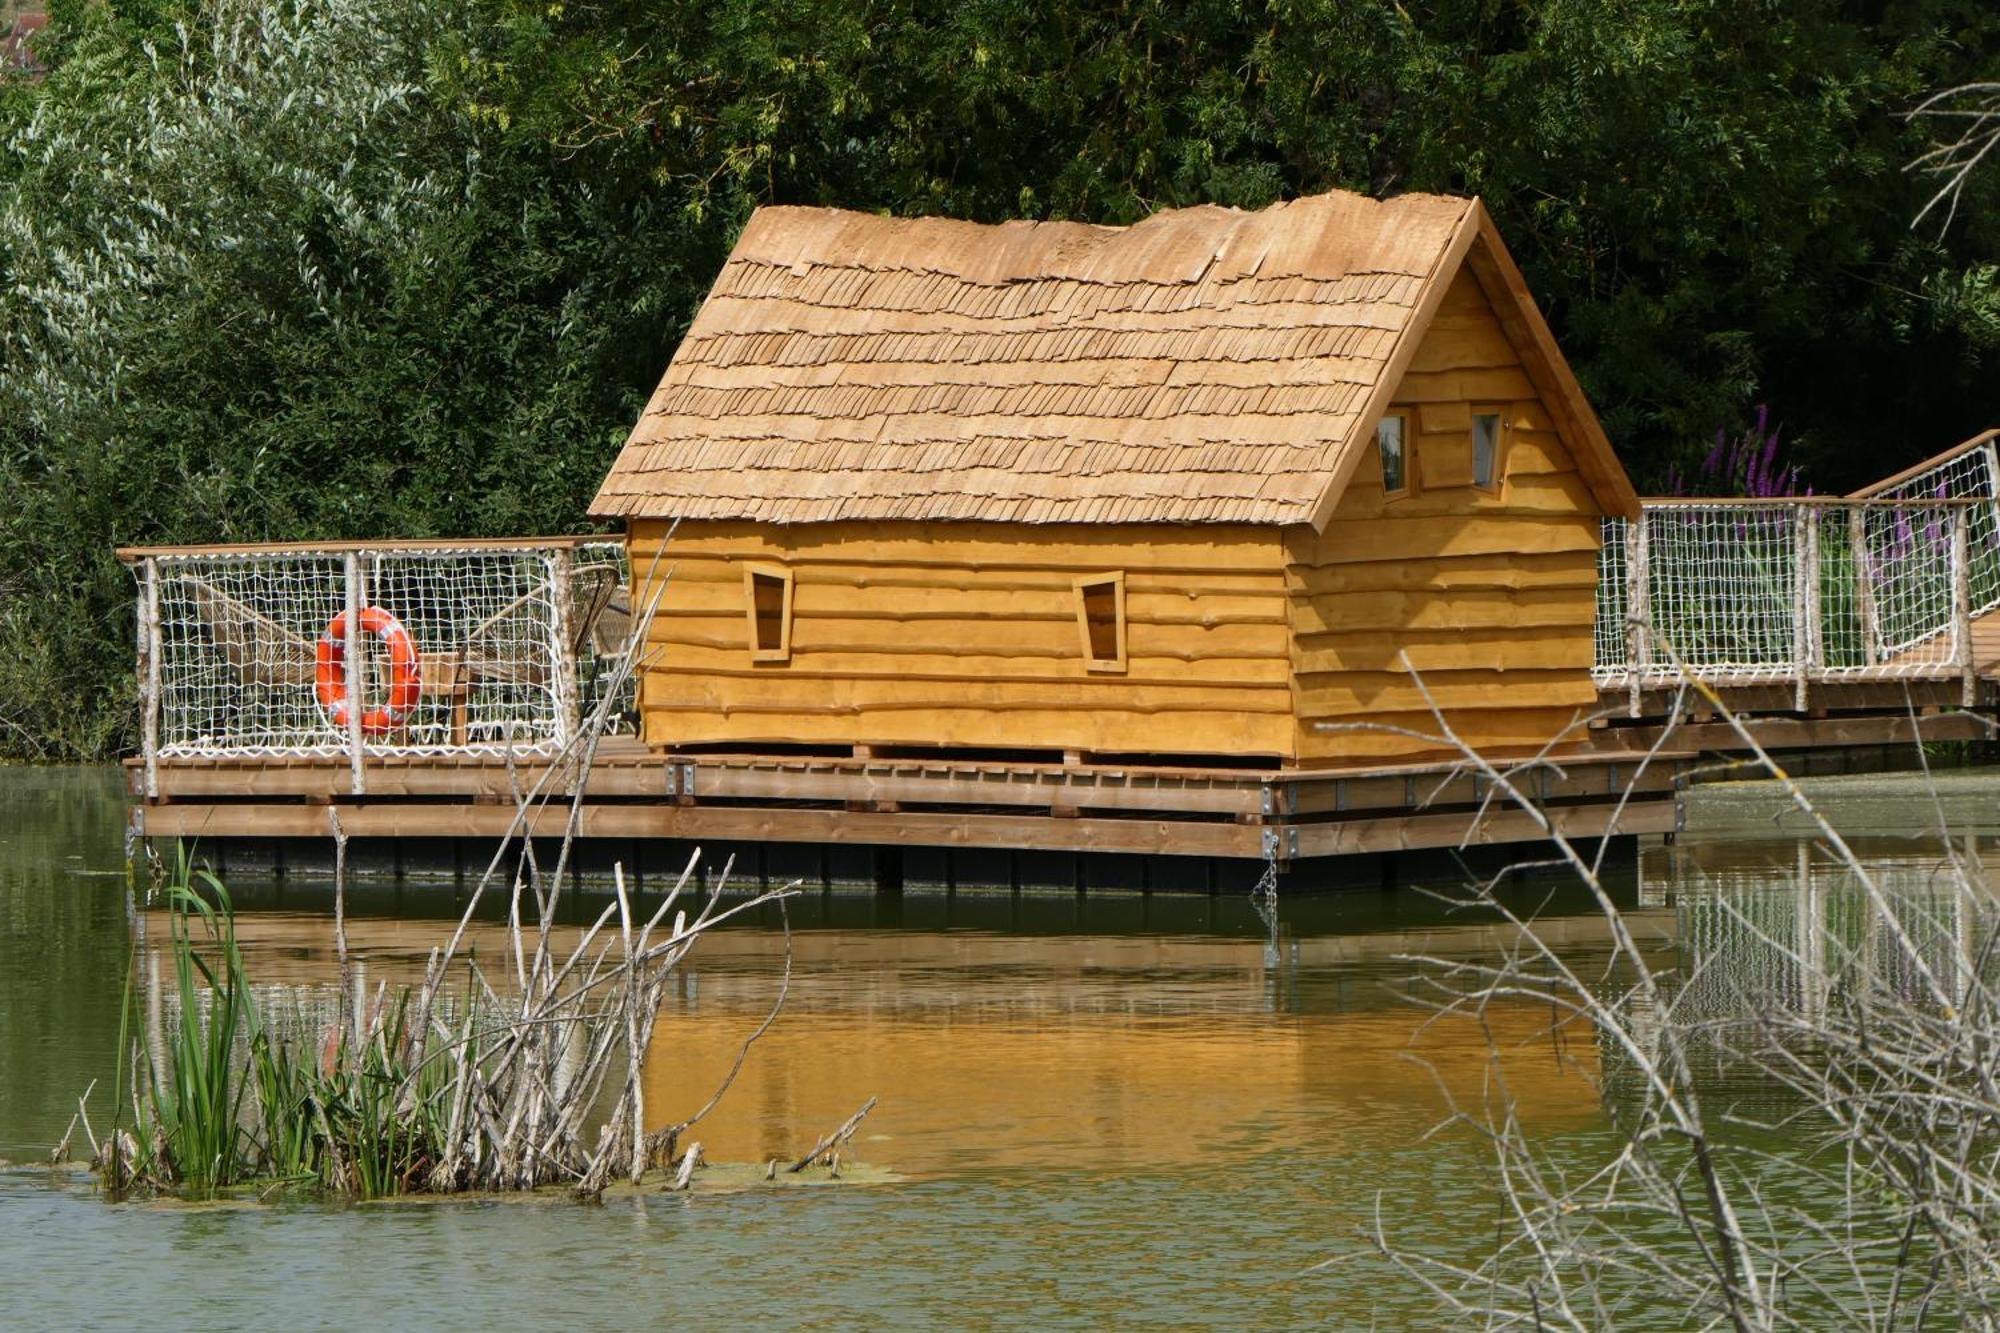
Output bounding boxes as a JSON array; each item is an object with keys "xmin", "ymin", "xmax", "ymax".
[
  {"xmin": 344, "ymin": 551, "xmax": 366, "ymax": 796},
  {"xmin": 1794, "ymin": 504, "xmax": 1818, "ymax": 711},
  {"xmin": 1851, "ymin": 506, "xmax": 1879, "ymax": 667},
  {"xmin": 140, "ymin": 557, "xmax": 161, "ymax": 800},
  {"xmin": 1954, "ymin": 506, "xmax": 1975, "ymax": 706},
  {"xmin": 1626, "ymin": 513, "xmax": 1650, "ymax": 717},
  {"xmin": 549, "ymin": 547, "xmax": 581, "ymax": 746}
]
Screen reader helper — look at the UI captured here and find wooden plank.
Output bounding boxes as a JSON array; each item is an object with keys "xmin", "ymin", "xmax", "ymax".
[
  {"xmin": 1291, "ymin": 798, "xmax": 1677, "ymax": 858},
  {"xmin": 1295, "ymin": 706, "xmax": 1599, "ymax": 761},
  {"xmin": 147, "ymin": 759, "xmax": 1274, "ymax": 815},
  {"xmin": 631, "ymin": 519, "xmax": 1288, "ymax": 573},
  {"xmin": 1404, "ymin": 311, "xmax": 1522, "ymax": 374},
  {"xmin": 1291, "ymin": 586, "xmax": 1596, "ymax": 635},
  {"xmin": 344, "ymin": 552, "xmax": 365, "ymax": 796},
  {"xmin": 1852, "ymin": 508, "xmax": 1880, "ymax": 666},
  {"xmin": 1285, "ymin": 761, "xmax": 1682, "ymax": 815},
  {"xmin": 1293, "ymin": 670, "xmax": 1597, "ymax": 714},
  {"xmin": 1588, "ymin": 710, "xmax": 1992, "ymax": 754},
  {"xmin": 1639, "ymin": 496, "xmax": 1987, "ymax": 509},
  {"xmin": 644, "ymin": 704, "xmax": 1298, "ymax": 756},
  {"xmin": 1794, "ymin": 505, "xmax": 1814, "ymax": 710},
  {"xmin": 140, "ymin": 801, "xmax": 1268, "ymax": 858},
  {"xmin": 116, "ymin": 534, "xmax": 613, "ymax": 563},
  {"xmin": 1294, "ymin": 515, "xmax": 1601, "ymax": 564},
  {"xmin": 1956, "ymin": 508, "xmax": 1975, "ymax": 707},
  {"xmin": 1292, "ymin": 633, "xmax": 1593, "ymax": 674},
  {"xmin": 1390, "ymin": 367, "xmax": 1538, "ymax": 404},
  {"xmin": 1608, "ymin": 679, "xmax": 1988, "ymax": 714},
  {"xmin": 654, "ymin": 559, "xmax": 1286, "ymax": 598},
  {"xmin": 643, "ymin": 673, "xmax": 1294, "ymax": 713},
  {"xmin": 1284, "ymin": 555, "xmax": 1597, "ymax": 595},
  {"xmin": 140, "ymin": 558, "xmax": 160, "ymax": 801},
  {"xmin": 649, "ymin": 651, "xmax": 1294, "ymax": 688}
]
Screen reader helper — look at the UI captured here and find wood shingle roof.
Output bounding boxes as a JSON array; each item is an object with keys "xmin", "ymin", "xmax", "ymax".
[{"xmin": 592, "ymin": 189, "xmax": 1637, "ymax": 527}]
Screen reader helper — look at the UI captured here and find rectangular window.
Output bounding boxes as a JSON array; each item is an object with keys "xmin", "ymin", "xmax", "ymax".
[
  {"xmin": 1377, "ymin": 412, "xmax": 1410, "ymax": 498},
  {"xmin": 1471, "ymin": 409, "xmax": 1505, "ymax": 492},
  {"xmin": 743, "ymin": 564, "xmax": 793, "ymax": 662},
  {"xmin": 1074, "ymin": 572, "xmax": 1127, "ymax": 673}
]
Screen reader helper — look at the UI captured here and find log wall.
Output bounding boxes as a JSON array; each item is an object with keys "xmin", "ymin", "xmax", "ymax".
[{"xmin": 628, "ymin": 521, "xmax": 1297, "ymax": 757}]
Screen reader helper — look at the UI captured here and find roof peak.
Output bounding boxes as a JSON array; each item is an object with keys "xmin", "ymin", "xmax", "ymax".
[{"xmin": 726, "ymin": 189, "xmax": 1475, "ymax": 290}]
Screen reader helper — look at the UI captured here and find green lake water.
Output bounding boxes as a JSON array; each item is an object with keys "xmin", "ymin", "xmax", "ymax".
[{"xmin": 2, "ymin": 764, "xmax": 1995, "ymax": 1327}]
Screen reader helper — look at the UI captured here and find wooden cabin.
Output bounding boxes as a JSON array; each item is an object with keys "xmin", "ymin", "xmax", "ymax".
[{"xmin": 591, "ymin": 189, "xmax": 1640, "ymax": 767}]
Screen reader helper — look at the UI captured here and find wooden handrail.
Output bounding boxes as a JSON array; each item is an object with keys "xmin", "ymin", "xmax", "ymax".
[
  {"xmin": 1847, "ymin": 428, "xmax": 2000, "ymax": 499},
  {"xmin": 1634, "ymin": 495, "xmax": 1991, "ymax": 508},
  {"xmin": 115, "ymin": 534, "xmax": 619, "ymax": 563}
]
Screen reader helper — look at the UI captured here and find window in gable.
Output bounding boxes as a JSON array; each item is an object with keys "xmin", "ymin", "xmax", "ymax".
[
  {"xmin": 1377, "ymin": 412, "xmax": 1411, "ymax": 498},
  {"xmin": 1471, "ymin": 408, "xmax": 1506, "ymax": 493}
]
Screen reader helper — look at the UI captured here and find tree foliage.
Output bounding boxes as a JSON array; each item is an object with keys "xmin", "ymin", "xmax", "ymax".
[{"xmin": 0, "ymin": 0, "xmax": 1996, "ymax": 756}]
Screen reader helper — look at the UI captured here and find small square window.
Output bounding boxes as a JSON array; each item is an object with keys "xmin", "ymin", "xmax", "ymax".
[
  {"xmin": 1074, "ymin": 573, "xmax": 1127, "ymax": 673},
  {"xmin": 743, "ymin": 564, "xmax": 793, "ymax": 662},
  {"xmin": 1377, "ymin": 413, "xmax": 1410, "ymax": 498},
  {"xmin": 1471, "ymin": 410, "xmax": 1504, "ymax": 492}
]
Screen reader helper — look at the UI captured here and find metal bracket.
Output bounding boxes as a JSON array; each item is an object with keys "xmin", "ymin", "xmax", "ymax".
[{"xmin": 1260, "ymin": 827, "xmax": 1300, "ymax": 863}]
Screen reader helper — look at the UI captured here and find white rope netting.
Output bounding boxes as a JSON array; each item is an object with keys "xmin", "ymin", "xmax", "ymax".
[
  {"xmin": 1596, "ymin": 439, "xmax": 2000, "ymax": 686},
  {"xmin": 144, "ymin": 541, "xmax": 630, "ymax": 759}
]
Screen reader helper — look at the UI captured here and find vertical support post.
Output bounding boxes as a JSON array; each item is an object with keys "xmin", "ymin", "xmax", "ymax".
[
  {"xmin": 1954, "ymin": 505, "xmax": 1974, "ymax": 706},
  {"xmin": 549, "ymin": 547, "xmax": 581, "ymax": 746},
  {"xmin": 1851, "ymin": 505, "xmax": 1879, "ymax": 668},
  {"xmin": 344, "ymin": 551, "xmax": 366, "ymax": 796},
  {"xmin": 140, "ymin": 557, "xmax": 161, "ymax": 800},
  {"xmin": 1797, "ymin": 839, "xmax": 1825, "ymax": 1025},
  {"xmin": 1625, "ymin": 513, "xmax": 1650, "ymax": 718},
  {"xmin": 1795, "ymin": 504, "xmax": 1818, "ymax": 711}
]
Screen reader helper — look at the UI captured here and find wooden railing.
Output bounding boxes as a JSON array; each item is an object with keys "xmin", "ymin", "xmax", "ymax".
[
  {"xmin": 1594, "ymin": 498, "xmax": 1994, "ymax": 705},
  {"xmin": 116, "ymin": 537, "xmax": 630, "ymax": 794}
]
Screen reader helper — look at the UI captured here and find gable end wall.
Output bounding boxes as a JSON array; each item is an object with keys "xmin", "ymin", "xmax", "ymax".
[{"xmin": 1286, "ymin": 268, "xmax": 1604, "ymax": 763}]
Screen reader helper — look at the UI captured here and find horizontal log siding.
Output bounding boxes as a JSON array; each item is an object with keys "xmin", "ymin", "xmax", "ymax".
[
  {"xmin": 629, "ymin": 520, "xmax": 1297, "ymax": 756},
  {"xmin": 1288, "ymin": 270, "xmax": 1603, "ymax": 762}
]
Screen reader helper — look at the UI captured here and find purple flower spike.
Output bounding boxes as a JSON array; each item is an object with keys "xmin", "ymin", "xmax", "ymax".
[
  {"xmin": 1695, "ymin": 405, "xmax": 1805, "ymax": 498},
  {"xmin": 1704, "ymin": 428, "xmax": 1729, "ymax": 477}
]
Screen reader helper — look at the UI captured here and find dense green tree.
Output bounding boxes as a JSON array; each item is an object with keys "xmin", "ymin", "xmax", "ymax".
[
  {"xmin": 0, "ymin": 0, "xmax": 1996, "ymax": 756},
  {"xmin": 455, "ymin": 0, "xmax": 2000, "ymax": 478}
]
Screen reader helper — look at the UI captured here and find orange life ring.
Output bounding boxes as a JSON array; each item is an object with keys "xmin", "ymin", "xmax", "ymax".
[{"xmin": 316, "ymin": 606, "xmax": 421, "ymax": 736}]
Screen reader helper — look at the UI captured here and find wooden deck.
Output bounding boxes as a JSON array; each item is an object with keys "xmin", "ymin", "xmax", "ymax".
[{"xmin": 128, "ymin": 688, "xmax": 1996, "ymax": 889}]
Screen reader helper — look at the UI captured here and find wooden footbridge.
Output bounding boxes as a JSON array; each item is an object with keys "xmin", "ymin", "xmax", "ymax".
[{"xmin": 122, "ymin": 435, "xmax": 2000, "ymax": 892}]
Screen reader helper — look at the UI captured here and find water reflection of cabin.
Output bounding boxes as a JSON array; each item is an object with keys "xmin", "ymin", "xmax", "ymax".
[{"xmin": 594, "ymin": 189, "xmax": 1641, "ymax": 766}]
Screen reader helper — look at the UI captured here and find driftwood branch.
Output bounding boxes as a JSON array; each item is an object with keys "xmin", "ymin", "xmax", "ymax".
[{"xmin": 789, "ymin": 1097, "xmax": 878, "ymax": 1174}]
